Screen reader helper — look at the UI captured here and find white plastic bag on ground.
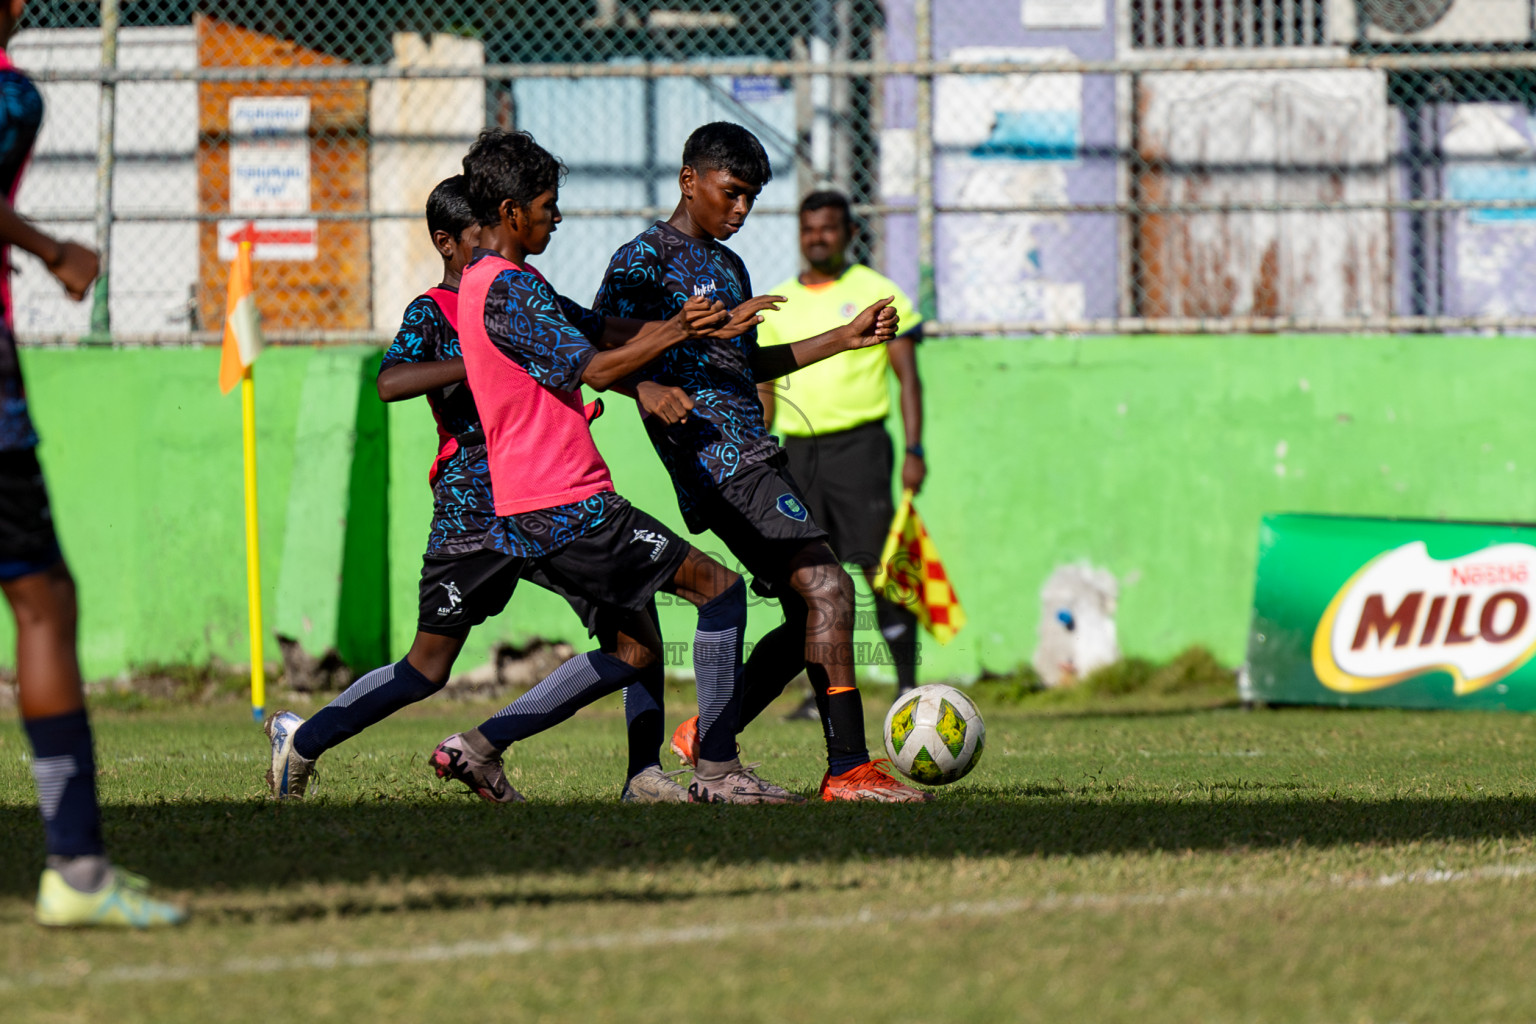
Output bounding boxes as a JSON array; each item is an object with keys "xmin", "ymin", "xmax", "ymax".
[{"xmin": 1032, "ymin": 563, "xmax": 1120, "ymax": 687}]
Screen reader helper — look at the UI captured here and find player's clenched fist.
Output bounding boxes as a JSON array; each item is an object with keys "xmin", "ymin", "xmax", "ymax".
[
  {"xmin": 710, "ymin": 294, "xmax": 785, "ymax": 339},
  {"xmin": 48, "ymin": 241, "xmax": 99, "ymax": 302},
  {"xmin": 843, "ymin": 296, "xmax": 899, "ymax": 350},
  {"xmin": 635, "ymin": 380, "xmax": 694, "ymax": 425}
]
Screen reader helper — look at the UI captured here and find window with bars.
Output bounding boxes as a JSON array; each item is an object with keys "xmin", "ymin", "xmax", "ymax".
[{"xmin": 1130, "ymin": 0, "xmax": 1330, "ymax": 48}]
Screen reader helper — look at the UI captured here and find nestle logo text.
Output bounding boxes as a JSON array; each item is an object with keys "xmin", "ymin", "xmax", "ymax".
[{"xmin": 1449, "ymin": 563, "xmax": 1529, "ymax": 587}]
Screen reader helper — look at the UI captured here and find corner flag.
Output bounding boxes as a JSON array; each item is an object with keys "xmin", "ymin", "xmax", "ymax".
[
  {"xmin": 219, "ymin": 240, "xmax": 267, "ymax": 721},
  {"xmin": 218, "ymin": 239, "xmax": 263, "ymax": 394},
  {"xmin": 873, "ymin": 490, "xmax": 967, "ymax": 645}
]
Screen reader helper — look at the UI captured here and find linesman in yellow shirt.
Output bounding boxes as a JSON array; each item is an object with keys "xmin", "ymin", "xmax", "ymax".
[{"xmin": 757, "ymin": 190, "xmax": 925, "ymax": 704}]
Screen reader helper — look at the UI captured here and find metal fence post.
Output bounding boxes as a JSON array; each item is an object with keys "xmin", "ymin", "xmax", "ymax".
[
  {"xmin": 914, "ymin": 0, "xmax": 935, "ymax": 322},
  {"xmin": 794, "ymin": 35, "xmax": 814, "ymax": 200},
  {"xmin": 89, "ymin": 0, "xmax": 118, "ymax": 338}
]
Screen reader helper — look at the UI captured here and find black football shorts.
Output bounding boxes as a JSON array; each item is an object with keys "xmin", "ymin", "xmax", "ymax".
[
  {"xmin": 528, "ymin": 501, "xmax": 690, "ymax": 629},
  {"xmin": 691, "ymin": 451, "xmax": 830, "ymax": 598},
  {"xmin": 417, "ymin": 501, "xmax": 689, "ymax": 639},
  {"xmin": 0, "ymin": 448, "xmax": 62, "ymax": 581}
]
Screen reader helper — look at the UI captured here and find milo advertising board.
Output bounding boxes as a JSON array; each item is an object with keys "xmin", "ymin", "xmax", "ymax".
[{"xmin": 1245, "ymin": 515, "xmax": 1536, "ymax": 710}]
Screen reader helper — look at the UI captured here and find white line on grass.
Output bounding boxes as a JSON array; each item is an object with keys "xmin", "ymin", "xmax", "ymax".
[{"xmin": 6, "ymin": 862, "xmax": 1536, "ymax": 992}]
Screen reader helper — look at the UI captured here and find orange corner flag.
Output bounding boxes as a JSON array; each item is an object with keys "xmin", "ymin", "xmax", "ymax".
[
  {"xmin": 218, "ymin": 240, "xmax": 264, "ymax": 394},
  {"xmin": 873, "ymin": 490, "xmax": 967, "ymax": 645}
]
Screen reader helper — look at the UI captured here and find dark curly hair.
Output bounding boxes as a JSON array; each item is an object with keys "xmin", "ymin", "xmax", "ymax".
[
  {"xmin": 461, "ymin": 129, "xmax": 567, "ymax": 228},
  {"xmin": 681, "ymin": 122, "xmax": 773, "ymax": 187}
]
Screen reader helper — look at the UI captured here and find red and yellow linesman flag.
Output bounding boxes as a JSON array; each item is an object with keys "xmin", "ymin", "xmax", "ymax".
[
  {"xmin": 873, "ymin": 490, "xmax": 967, "ymax": 645},
  {"xmin": 218, "ymin": 240, "xmax": 264, "ymax": 394}
]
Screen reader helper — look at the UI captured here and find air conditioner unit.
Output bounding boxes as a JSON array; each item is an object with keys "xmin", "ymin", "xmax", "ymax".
[{"xmin": 1330, "ymin": 0, "xmax": 1531, "ymax": 45}]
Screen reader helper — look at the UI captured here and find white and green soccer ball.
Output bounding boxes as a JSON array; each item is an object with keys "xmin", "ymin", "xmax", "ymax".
[{"xmin": 882, "ymin": 683, "xmax": 985, "ymax": 786}]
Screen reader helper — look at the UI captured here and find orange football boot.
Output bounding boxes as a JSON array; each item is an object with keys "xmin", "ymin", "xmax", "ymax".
[
  {"xmin": 819, "ymin": 759, "xmax": 932, "ymax": 802},
  {"xmin": 669, "ymin": 715, "xmax": 699, "ymax": 767}
]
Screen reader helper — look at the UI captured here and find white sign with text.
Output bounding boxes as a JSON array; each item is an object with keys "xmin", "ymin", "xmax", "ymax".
[{"xmin": 227, "ymin": 97, "xmax": 312, "ymax": 257}]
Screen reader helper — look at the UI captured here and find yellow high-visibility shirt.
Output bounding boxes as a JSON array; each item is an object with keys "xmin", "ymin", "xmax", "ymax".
[{"xmin": 756, "ymin": 264, "xmax": 921, "ymax": 437}]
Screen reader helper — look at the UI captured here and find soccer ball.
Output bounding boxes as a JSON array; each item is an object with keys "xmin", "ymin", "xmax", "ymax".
[{"xmin": 882, "ymin": 684, "xmax": 985, "ymax": 785}]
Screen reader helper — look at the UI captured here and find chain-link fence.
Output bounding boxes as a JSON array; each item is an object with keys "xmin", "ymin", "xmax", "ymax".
[{"xmin": 11, "ymin": 0, "xmax": 1536, "ymax": 342}]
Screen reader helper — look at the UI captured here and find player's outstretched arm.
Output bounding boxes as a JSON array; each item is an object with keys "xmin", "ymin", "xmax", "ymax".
[
  {"xmin": 593, "ymin": 295, "xmax": 730, "ymax": 349},
  {"xmin": 376, "ymin": 358, "xmax": 467, "ymax": 402},
  {"xmin": 582, "ymin": 296, "xmax": 728, "ymax": 390},
  {"xmin": 0, "ymin": 198, "xmax": 98, "ymax": 301},
  {"xmin": 750, "ymin": 296, "xmax": 898, "ymax": 382}
]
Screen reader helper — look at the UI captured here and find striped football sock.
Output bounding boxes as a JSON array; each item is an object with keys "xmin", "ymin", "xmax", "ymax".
[
  {"xmin": 475, "ymin": 650, "xmax": 636, "ymax": 752},
  {"xmin": 693, "ymin": 578, "xmax": 747, "ymax": 763},
  {"xmin": 293, "ymin": 657, "xmax": 442, "ymax": 761}
]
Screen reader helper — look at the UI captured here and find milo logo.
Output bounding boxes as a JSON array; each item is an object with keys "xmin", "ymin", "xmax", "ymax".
[{"xmin": 1312, "ymin": 541, "xmax": 1536, "ymax": 695}]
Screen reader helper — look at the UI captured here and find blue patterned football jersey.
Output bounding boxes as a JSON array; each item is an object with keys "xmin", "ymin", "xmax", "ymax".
[
  {"xmin": 466, "ymin": 251, "xmax": 620, "ymax": 559},
  {"xmin": 593, "ymin": 222, "xmax": 778, "ymax": 532},
  {"xmin": 0, "ymin": 60, "xmax": 45, "ymax": 452},
  {"xmin": 484, "ymin": 489, "xmax": 626, "ymax": 560}
]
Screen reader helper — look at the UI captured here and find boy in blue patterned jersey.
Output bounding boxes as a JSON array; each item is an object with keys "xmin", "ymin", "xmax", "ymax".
[
  {"xmin": 594, "ymin": 123, "xmax": 928, "ymax": 802},
  {"xmin": 264, "ymin": 174, "xmax": 754, "ymax": 804},
  {"xmin": 425, "ymin": 129, "xmax": 802, "ymax": 805},
  {"xmin": 0, "ymin": 0, "xmax": 184, "ymax": 926}
]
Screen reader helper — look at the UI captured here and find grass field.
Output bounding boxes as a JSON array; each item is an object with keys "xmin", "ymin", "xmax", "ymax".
[{"xmin": 7, "ymin": 683, "xmax": 1536, "ymax": 1022}]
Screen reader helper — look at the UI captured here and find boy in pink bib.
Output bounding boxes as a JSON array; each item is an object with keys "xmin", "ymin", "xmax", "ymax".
[{"xmin": 425, "ymin": 129, "xmax": 800, "ymax": 804}]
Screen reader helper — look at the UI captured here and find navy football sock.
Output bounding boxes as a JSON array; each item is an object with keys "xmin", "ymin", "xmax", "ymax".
[
  {"xmin": 737, "ymin": 618, "xmax": 806, "ymax": 726},
  {"xmin": 693, "ymin": 578, "xmax": 747, "ymax": 763},
  {"xmin": 806, "ymin": 662, "xmax": 871, "ymax": 776},
  {"xmin": 476, "ymin": 650, "xmax": 636, "ymax": 751},
  {"xmin": 293, "ymin": 657, "xmax": 442, "ymax": 761},
  {"xmin": 876, "ymin": 599, "xmax": 921, "ymax": 694},
  {"xmin": 622, "ymin": 662, "xmax": 666, "ymax": 779},
  {"xmin": 23, "ymin": 709, "xmax": 105, "ymax": 858}
]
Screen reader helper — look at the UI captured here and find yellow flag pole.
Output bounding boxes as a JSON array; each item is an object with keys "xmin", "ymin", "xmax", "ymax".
[{"xmin": 240, "ymin": 362, "xmax": 265, "ymax": 723}]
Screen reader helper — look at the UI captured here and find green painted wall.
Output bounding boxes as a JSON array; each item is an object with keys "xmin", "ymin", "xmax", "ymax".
[
  {"xmin": 270, "ymin": 348, "xmax": 390, "ymax": 669},
  {"xmin": 387, "ymin": 334, "xmax": 1536, "ymax": 681},
  {"xmin": 14, "ymin": 347, "xmax": 385, "ymax": 679},
  {"xmin": 910, "ymin": 335, "xmax": 1536, "ymax": 675},
  {"xmin": 15, "ymin": 336, "xmax": 1536, "ymax": 682}
]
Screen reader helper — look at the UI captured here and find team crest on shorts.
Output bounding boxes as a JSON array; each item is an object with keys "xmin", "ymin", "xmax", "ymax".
[{"xmin": 776, "ymin": 494, "xmax": 808, "ymax": 522}]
